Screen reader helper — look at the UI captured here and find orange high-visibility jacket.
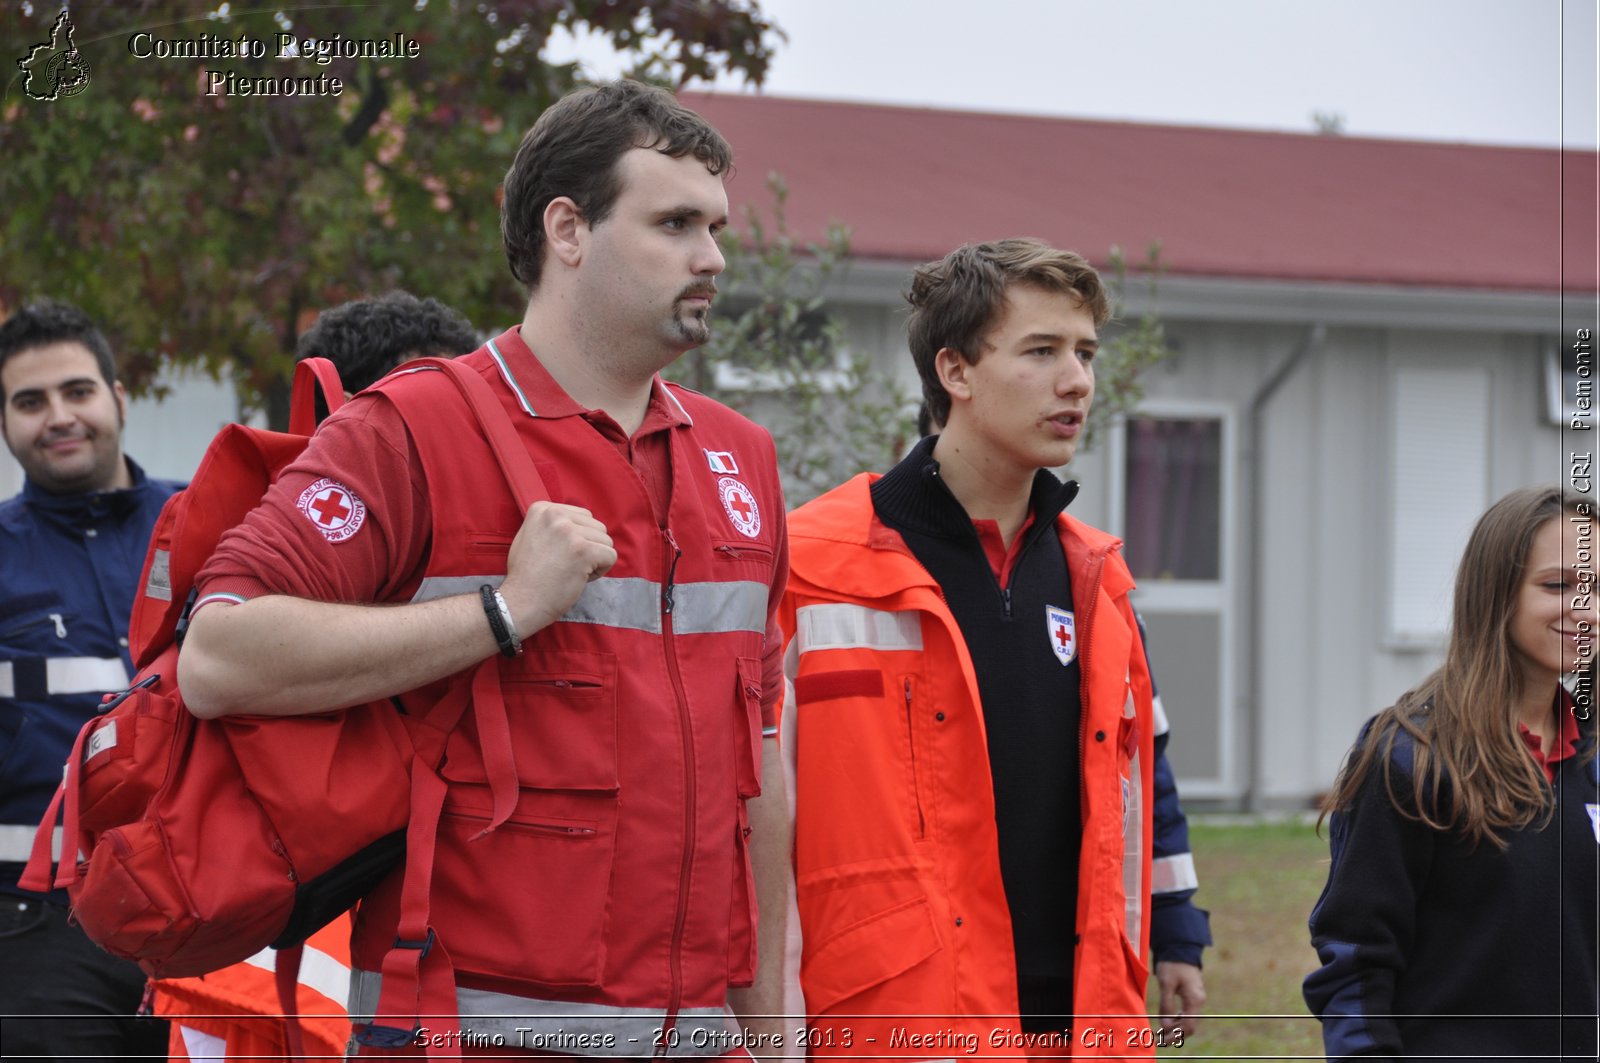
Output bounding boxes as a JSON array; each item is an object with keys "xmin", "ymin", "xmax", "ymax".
[
  {"xmin": 779, "ymin": 475, "xmax": 1156, "ymax": 1059},
  {"xmin": 154, "ymin": 914, "xmax": 353, "ymax": 1061}
]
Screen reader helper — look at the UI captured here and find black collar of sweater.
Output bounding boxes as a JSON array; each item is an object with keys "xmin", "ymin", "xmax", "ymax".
[{"xmin": 870, "ymin": 434, "xmax": 1079, "ymax": 545}]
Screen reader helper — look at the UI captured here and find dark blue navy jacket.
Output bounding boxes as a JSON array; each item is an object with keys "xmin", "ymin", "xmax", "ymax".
[
  {"xmin": 0, "ymin": 459, "xmax": 182, "ymax": 898},
  {"xmin": 1136, "ymin": 611, "xmax": 1212, "ymax": 967},
  {"xmin": 1305, "ymin": 708, "xmax": 1599, "ymax": 1060}
]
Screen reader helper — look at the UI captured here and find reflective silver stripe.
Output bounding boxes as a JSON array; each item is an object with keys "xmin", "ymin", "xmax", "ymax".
[
  {"xmin": 145, "ymin": 548, "xmax": 173, "ymax": 602},
  {"xmin": 560, "ymin": 577, "xmax": 661, "ymax": 633},
  {"xmin": 51, "ymin": 657, "xmax": 130, "ymax": 693},
  {"xmin": 178, "ymin": 1025, "xmax": 226, "ymax": 1061},
  {"xmin": 1152, "ymin": 852, "xmax": 1199, "ymax": 895},
  {"xmin": 0, "ymin": 824, "xmax": 59, "ymax": 862},
  {"xmin": 412, "ymin": 577, "xmax": 765, "ymax": 637},
  {"xmin": 485, "ymin": 337, "xmax": 536, "ymax": 417},
  {"xmin": 0, "ymin": 657, "xmax": 129, "ymax": 698},
  {"xmin": 794, "ymin": 603, "xmax": 922, "ymax": 654},
  {"xmin": 244, "ymin": 942, "xmax": 350, "ymax": 1006},
  {"xmin": 410, "ymin": 574, "xmax": 503, "ymax": 604},
  {"xmin": 1152, "ymin": 690, "xmax": 1170, "ymax": 737},
  {"xmin": 1123, "ymin": 690, "xmax": 1145, "ymax": 946},
  {"xmin": 349, "ymin": 968, "xmax": 742, "ymax": 1057},
  {"xmin": 672, "ymin": 581, "xmax": 766, "ymax": 635}
]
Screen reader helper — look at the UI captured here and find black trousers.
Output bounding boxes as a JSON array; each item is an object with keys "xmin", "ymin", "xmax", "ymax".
[{"xmin": 0, "ymin": 896, "xmax": 169, "ymax": 1060}]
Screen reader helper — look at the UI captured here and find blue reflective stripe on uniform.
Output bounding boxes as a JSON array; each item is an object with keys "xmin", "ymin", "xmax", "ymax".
[
  {"xmin": 0, "ymin": 656, "xmax": 129, "ymax": 698},
  {"xmin": 1152, "ymin": 690, "xmax": 1170, "ymax": 737},
  {"xmin": 793, "ymin": 603, "xmax": 923, "ymax": 654},
  {"xmin": 1152, "ymin": 852, "xmax": 1198, "ymax": 895},
  {"xmin": 485, "ymin": 338, "xmax": 536, "ymax": 417},
  {"xmin": 0, "ymin": 824, "xmax": 59, "ymax": 863}
]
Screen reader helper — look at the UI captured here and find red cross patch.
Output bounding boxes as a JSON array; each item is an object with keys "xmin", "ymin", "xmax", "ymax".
[
  {"xmin": 1045, "ymin": 605, "xmax": 1076, "ymax": 666},
  {"xmin": 296, "ymin": 477, "xmax": 366, "ymax": 543},
  {"xmin": 717, "ymin": 476, "xmax": 761, "ymax": 538}
]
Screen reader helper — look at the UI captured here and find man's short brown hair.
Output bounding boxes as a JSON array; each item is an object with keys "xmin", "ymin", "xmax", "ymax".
[
  {"xmin": 905, "ymin": 238, "xmax": 1109, "ymax": 428},
  {"xmin": 501, "ymin": 79, "xmax": 733, "ymax": 290}
]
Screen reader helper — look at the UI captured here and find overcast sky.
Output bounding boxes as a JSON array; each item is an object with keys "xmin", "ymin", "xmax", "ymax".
[{"xmin": 554, "ymin": 0, "xmax": 1599, "ymax": 149}]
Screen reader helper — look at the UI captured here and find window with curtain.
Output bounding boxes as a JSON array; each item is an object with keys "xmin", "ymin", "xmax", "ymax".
[{"xmin": 1122, "ymin": 417, "xmax": 1223, "ymax": 582}]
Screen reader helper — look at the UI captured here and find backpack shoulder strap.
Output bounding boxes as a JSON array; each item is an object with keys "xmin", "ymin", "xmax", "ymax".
[
  {"xmin": 288, "ymin": 357, "xmax": 346, "ymax": 437},
  {"xmin": 386, "ymin": 358, "xmax": 549, "ymax": 509}
]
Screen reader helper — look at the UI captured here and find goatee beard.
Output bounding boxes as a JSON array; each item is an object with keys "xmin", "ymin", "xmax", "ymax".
[{"xmin": 671, "ymin": 307, "xmax": 712, "ymax": 347}]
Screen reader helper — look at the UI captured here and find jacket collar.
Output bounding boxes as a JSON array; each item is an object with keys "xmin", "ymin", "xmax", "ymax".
[
  {"xmin": 21, "ymin": 456, "xmax": 151, "ymax": 522},
  {"xmin": 482, "ymin": 326, "xmax": 694, "ymax": 429},
  {"xmin": 790, "ymin": 445, "xmax": 1130, "ymax": 604},
  {"xmin": 869, "ymin": 433, "xmax": 1079, "ymax": 546}
]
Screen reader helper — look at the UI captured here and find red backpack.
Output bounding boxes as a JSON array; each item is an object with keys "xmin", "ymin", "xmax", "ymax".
[{"xmin": 19, "ymin": 358, "xmax": 547, "ymax": 1034}]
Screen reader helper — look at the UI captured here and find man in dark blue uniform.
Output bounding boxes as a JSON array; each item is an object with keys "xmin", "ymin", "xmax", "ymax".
[{"xmin": 0, "ymin": 300, "xmax": 183, "ymax": 1057}]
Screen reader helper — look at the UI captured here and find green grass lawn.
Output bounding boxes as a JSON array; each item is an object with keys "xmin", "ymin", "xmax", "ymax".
[{"xmin": 1150, "ymin": 817, "xmax": 1331, "ymax": 1059}]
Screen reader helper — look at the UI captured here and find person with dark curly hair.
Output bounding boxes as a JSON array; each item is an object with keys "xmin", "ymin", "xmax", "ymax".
[
  {"xmin": 296, "ymin": 290, "xmax": 479, "ymax": 397},
  {"xmin": 1306, "ymin": 485, "xmax": 1599, "ymax": 1060}
]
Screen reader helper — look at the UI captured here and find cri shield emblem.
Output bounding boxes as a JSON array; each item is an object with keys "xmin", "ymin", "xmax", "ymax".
[{"xmin": 1046, "ymin": 605, "xmax": 1076, "ymax": 666}]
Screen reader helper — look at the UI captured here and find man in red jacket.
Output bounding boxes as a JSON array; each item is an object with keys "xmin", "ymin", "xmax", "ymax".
[
  {"xmin": 178, "ymin": 81, "xmax": 790, "ymax": 1057},
  {"xmin": 780, "ymin": 239, "xmax": 1195, "ymax": 1057}
]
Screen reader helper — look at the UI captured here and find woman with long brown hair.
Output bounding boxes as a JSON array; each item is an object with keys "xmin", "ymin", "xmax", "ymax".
[{"xmin": 1304, "ymin": 485, "xmax": 1598, "ymax": 1059}]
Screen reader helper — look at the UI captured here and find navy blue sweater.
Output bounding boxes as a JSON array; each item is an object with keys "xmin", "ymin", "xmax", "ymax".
[{"xmin": 1305, "ymin": 707, "xmax": 1599, "ymax": 1060}]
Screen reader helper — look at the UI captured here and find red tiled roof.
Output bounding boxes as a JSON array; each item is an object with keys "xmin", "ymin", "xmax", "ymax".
[{"xmin": 684, "ymin": 93, "xmax": 1597, "ymax": 294}]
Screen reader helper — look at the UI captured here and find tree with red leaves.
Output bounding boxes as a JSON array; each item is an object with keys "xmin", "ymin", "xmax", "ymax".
[{"xmin": 1, "ymin": 0, "xmax": 780, "ymax": 425}]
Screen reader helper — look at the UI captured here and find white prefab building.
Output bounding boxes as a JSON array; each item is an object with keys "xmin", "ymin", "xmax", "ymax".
[{"xmin": 686, "ymin": 93, "xmax": 1597, "ymax": 809}]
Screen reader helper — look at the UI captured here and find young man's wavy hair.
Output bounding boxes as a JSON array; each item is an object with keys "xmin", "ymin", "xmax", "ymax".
[
  {"xmin": 904, "ymin": 238, "xmax": 1110, "ymax": 430},
  {"xmin": 500, "ymin": 79, "xmax": 733, "ymax": 291},
  {"xmin": 1323, "ymin": 485, "xmax": 1596, "ymax": 849}
]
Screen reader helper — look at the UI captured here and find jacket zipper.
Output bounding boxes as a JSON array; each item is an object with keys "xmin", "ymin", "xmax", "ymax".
[
  {"xmin": 995, "ymin": 515, "xmax": 1057, "ymax": 618},
  {"xmin": 0, "ymin": 612, "xmax": 68, "ymax": 640},
  {"xmin": 903, "ymin": 678, "xmax": 927, "ymax": 838},
  {"xmin": 1077, "ymin": 547, "xmax": 1108, "ymax": 839},
  {"xmin": 519, "ymin": 822, "xmax": 597, "ymax": 837},
  {"xmin": 714, "ymin": 543, "xmax": 770, "ymax": 561},
  {"xmin": 658, "ymin": 527, "xmax": 692, "ymax": 1055}
]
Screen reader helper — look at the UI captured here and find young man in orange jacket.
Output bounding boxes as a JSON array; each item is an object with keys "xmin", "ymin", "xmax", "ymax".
[{"xmin": 779, "ymin": 239, "xmax": 1203, "ymax": 1058}]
